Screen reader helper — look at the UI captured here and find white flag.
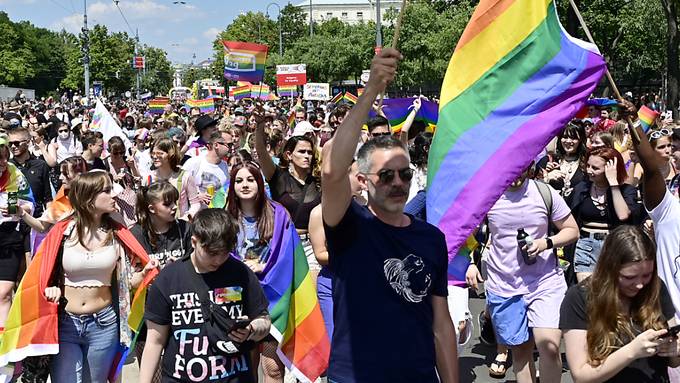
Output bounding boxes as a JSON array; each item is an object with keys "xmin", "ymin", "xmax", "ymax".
[{"xmin": 91, "ymin": 99, "xmax": 132, "ymax": 150}]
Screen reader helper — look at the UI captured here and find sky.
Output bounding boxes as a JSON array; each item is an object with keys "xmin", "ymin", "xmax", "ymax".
[{"xmin": 0, "ymin": 0, "xmax": 291, "ymax": 64}]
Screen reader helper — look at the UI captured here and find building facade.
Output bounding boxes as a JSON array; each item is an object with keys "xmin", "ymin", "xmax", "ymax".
[{"xmin": 295, "ymin": 0, "xmax": 402, "ymax": 24}]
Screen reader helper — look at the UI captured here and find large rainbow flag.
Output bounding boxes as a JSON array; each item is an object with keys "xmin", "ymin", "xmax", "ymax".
[
  {"xmin": 369, "ymin": 97, "xmax": 439, "ymax": 133},
  {"xmin": 222, "ymin": 41, "xmax": 268, "ymax": 83},
  {"xmin": 0, "ymin": 220, "xmax": 158, "ymax": 380},
  {"xmin": 426, "ymin": 0, "xmax": 606, "ymax": 258},
  {"xmin": 259, "ymin": 203, "xmax": 329, "ymax": 382},
  {"xmin": 187, "ymin": 98, "xmax": 215, "ymax": 114}
]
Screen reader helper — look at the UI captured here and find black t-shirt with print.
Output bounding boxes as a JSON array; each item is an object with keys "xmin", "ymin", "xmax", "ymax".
[
  {"xmin": 324, "ymin": 200, "xmax": 448, "ymax": 383},
  {"xmin": 130, "ymin": 220, "xmax": 192, "ymax": 269},
  {"xmin": 560, "ymin": 280, "xmax": 676, "ymax": 383},
  {"xmin": 145, "ymin": 256, "xmax": 269, "ymax": 383}
]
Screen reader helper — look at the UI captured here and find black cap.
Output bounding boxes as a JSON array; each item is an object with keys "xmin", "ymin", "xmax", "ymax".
[{"xmin": 194, "ymin": 115, "xmax": 218, "ymax": 136}]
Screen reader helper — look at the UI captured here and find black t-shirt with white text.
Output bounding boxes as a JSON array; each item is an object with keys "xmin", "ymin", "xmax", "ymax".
[
  {"xmin": 324, "ymin": 200, "xmax": 448, "ymax": 383},
  {"xmin": 145, "ymin": 256, "xmax": 269, "ymax": 383},
  {"xmin": 130, "ymin": 221, "xmax": 192, "ymax": 269},
  {"xmin": 560, "ymin": 280, "xmax": 676, "ymax": 383}
]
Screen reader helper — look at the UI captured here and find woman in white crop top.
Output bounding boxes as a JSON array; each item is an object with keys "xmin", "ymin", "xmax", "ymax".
[{"xmin": 43, "ymin": 171, "xmax": 158, "ymax": 383}]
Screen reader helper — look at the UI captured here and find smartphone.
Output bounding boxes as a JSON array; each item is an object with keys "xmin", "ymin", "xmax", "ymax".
[
  {"xmin": 660, "ymin": 324, "xmax": 680, "ymax": 339},
  {"xmin": 231, "ymin": 318, "xmax": 251, "ymax": 330}
]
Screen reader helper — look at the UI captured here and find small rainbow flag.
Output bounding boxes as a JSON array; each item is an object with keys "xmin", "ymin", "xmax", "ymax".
[
  {"xmin": 278, "ymin": 85, "xmax": 298, "ymax": 97},
  {"xmin": 357, "ymin": 88, "xmax": 364, "ymax": 97},
  {"xmin": 329, "ymin": 92, "xmax": 343, "ymax": 104},
  {"xmin": 223, "ymin": 41, "xmax": 268, "ymax": 83},
  {"xmin": 342, "ymin": 92, "xmax": 358, "ymax": 104},
  {"xmin": 148, "ymin": 98, "xmax": 168, "ymax": 114},
  {"xmin": 427, "ymin": 0, "xmax": 606, "ymax": 258},
  {"xmin": 187, "ymin": 98, "xmax": 215, "ymax": 114},
  {"xmin": 233, "ymin": 85, "xmax": 251, "ymax": 100},
  {"xmin": 250, "ymin": 84, "xmax": 270, "ymax": 100},
  {"xmin": 237, "ymin": 81, "xmax": 252, "ymax": 87},
  {"xmin": 638, "ymin": 105, "xmax": 660, "ymax": 133}
]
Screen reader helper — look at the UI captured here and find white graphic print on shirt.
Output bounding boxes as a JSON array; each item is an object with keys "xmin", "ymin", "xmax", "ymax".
[{"xmin": 383, "ymin": 254, "xmax": 432, "ymax": 303}]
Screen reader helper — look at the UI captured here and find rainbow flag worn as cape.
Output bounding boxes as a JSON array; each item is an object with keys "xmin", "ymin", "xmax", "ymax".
[
  {"xmin": 427, "ymin": 0, "xmax": 606, "ymax": 259},
  {"xmin": 187, "ymin": 98, "xmax": 215, "ymax": 114},
  {"xmin": 259, "ymin": 203, "xmax": 330, "ymax": 382},
  {"xmin": 369, "ymin": 97, "xmax": 439, "ymax": 133},
  {"xmin": 638, "ymin": 105, "xmax": 660, "ymax": 133},
  {"xmin": 223, "ymin": 41, "xmax": 268, "ymax": 83},
  {"xmin": 0, "ymin": 220, "xmax": 158, "ymax": 380}
]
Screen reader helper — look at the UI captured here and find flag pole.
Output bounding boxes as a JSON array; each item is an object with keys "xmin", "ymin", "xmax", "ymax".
[
  {"xmin": 377, "ymin": 0, "xmax": 408, "ymax": 108},
  {"xmin": 567, "ymin": 0, "xmax": 640, "ymax": 141}
]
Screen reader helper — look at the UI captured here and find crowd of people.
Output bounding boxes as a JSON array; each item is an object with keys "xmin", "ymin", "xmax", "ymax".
[{"xmin": 0, "ymin": 48, "xmax": 677, "ymax": 383}]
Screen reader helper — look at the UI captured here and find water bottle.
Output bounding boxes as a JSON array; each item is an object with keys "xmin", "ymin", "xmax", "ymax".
[{"xmin": 517, "ymin": 228, "xmax": 537, "ymax": 265}]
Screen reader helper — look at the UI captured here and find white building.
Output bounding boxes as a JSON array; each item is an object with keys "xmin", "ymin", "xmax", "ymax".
[{"xmin": 295, "ymin": 0, "xmax": 403, "ymax": 24}]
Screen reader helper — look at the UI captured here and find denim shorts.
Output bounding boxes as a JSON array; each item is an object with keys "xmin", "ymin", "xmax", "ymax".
[{"xmin": 574, "ymin": 236, "xmax": 605, "ymax": 273}]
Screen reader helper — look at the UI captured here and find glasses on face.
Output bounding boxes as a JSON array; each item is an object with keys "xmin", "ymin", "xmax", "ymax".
[
  {"xmin": 364, "ymin": 167, "xmax": 414, "ymax": 184},
  {"xmin": 371, "ymin": 132, "xmax": 392, "ymax": 137},
  {"xmin": 58, "ymin": 129, "xmax": 69, "ymax": 133},
  {"xmin": 650, "ymin": 128, "xmax": 672, "ymax": 140},
  {"xmin": 8, "ymin": 140, "xmax": 27, "ymax": 147}
]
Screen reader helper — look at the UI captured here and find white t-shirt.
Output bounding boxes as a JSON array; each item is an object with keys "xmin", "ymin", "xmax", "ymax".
[
  {"xmin": 647, "ymin": 189, "xmax": 680, "ymax": 320},
  {"xmin": 134, "ymin": 149, "xmax": 152, "ymax": 179},
  {"xmin": 182, "ymin": 155, "xmax": 229, "ymax": 194}
]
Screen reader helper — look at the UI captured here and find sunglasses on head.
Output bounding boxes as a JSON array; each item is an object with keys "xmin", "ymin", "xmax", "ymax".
[
  {"xmin": 650, "ymin": 128, "xmax": 672, "ymax": 141},
  {"xmin": 365, "ymin": 167, "xmax": 414, "ymax": 184}
]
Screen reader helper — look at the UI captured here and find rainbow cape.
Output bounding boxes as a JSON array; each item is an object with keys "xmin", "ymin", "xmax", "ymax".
[
  {"xmin": 222, "ymin": 41, "xmax": 268, "ymax": 83},
  {"xmin": 187, "ymin": 98, "xmax": 215, "ymax": 114},
  {"xmin": 368, "ymin": 97, "xmax": 439, "ymax": 133},
  {"xmin": 638, "ymin": 105, "xmax": 659, "ymax": 133},
  {"xmin": 148, "ymin": 98, "xmax": 169, "ymax": 114},
  {"xmin": 278, "ymin": 85, "xmax": 298, "ymax": 97},
  {"xmin": 0, "ymin": 220, "xmax": 158, "ymax": 380},
  {"xmin": 233, "ymin": 85, "xmax": 251, "ymax": 100},
  {"xmin": 427, "ymin": 0, "xmax": 606, "ymax": 258},
  {"xmin": 260, "ymin": 203, "xmax": 329, "ymax": 382}
]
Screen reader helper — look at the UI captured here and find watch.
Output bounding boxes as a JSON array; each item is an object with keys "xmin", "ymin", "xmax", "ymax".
[{"xmin": 545, "ymin": 237, "xmax": 554, "ymax": 249}]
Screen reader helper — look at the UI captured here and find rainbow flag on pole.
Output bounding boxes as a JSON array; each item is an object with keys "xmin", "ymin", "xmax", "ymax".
[
  {"xmin": 222, "ymin": 41, "xmax": 268, "ymax": 83},
  {"xmin": 329, "ymin": 92, "xmax": 343, "ymax": 104},
  {"xmin": 638, "ymin": 105, "xmax": 659, "ymax": 133},
  {"xmin": 250, "ymin": 84, "xmax": 270, "ymax": 100},
  {"xmin": 187, "ymin": 98, "xmax": 215, "ymax": 114},
  {"xmin": 233, "ymin": 85, "xmax": 251, "ymax": 100},
  {"xmin": 427, "ymin": 0, "xmax": 606, "ymax": 261},
  {"xmin": 148, "ymin": 98, "xmax": 168, "ymax": 114},
  {"xmin": 278, "ymin": 85, "xmax": 298, "ymax": 97},
  {"xmin": 261, "ymin": 203, "xmax": 329, "ymax": 382},
  {"xmin": 342, "ymin": 92, "xmax": 358, "ymax": 104}
]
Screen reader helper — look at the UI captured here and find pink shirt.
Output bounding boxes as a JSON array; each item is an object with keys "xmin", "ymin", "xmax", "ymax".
[{"xmin": 485, "ymin": 180, "xmax": 571, "ymax": 297}]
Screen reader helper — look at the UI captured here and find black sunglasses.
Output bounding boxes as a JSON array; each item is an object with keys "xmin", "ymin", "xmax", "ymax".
[
  {"xmin": 365, "ymin": 168, "xmax": 414, "ymax": 184},
  {"xmin": 8, "ymin": 140, "xmax": 27, "ymax": 147},
  {"xmin": 371, "ymin": 132, "xmax": 392, "ymax": 137}
]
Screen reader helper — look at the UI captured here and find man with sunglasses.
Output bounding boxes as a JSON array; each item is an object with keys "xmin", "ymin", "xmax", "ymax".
[
  {"xmin": 182, "ymin": 130, "xmax": 231, "ymax": 207},
  {"xmin": 321, "ymin": 48, "xmax": 459, "ymax": 383},
  {"xmin": 367, "ymin": 115, "xmax": 392, "ymax": 138}
]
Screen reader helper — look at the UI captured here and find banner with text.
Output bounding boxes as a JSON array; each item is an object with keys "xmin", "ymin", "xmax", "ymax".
[
  {"xmin": 276, "ymin": 64, "xmax": 307, "ymax": 86},
  {"xmin": 303, "ymin": 83, "xmax": 330, "ymax": 101}
]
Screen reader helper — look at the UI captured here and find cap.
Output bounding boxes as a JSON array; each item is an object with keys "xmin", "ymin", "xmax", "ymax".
[{"xmin": 292, "ymin": 121, "xmax": 315, "ymax": 136}]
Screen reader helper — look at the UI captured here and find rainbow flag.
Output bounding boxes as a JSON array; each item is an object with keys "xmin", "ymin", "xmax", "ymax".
[
  {"xmin": 586, "ymin": 97, "xmax": 618, "ymax": 107},
  {"xmin": 329, "ymin": 92, "xmax": 343, "ymax": 104},
  {"xmin": 368, "ymin": 97, "xmax": 439, "ymax": 133},
  {"xmin": 447, "ymin": 235, "xmax": 479, "ymax": 285},
  {"xmin": 426, "ymin": 0, "xmax": 606, "ymax": 258},
  {"xmin": 638, "ymin": 105, "xmax": 659, "ymax": 133},
  {"xmin": 237, "ymin": 81, "xmax": 252, "ymax": 87},
  {"xmin": 222, "ymin": 41, "xmax": 268, "ymax": 83},
  {"xmin": 357, "ymin": 88, "xmax": 364, "ymax": 97},
  {"xmin": 342, "ymin": 92, "xmax": 358, "ymax": 104},
  {"xmin": 187, "ymin": 98, "xmax": 215, "ymax": 114},
  {"xmin": 250, "ymin": 84, "xmax": 270, "ymax": 100},
  {"xmin": 278, "ymin": 85, "xmax": 298, "ymax": 97},
  {"xmin": 233, "ymin": 85, "xmax": 251, "ymax": 100},
  {"xmin": 148, "ymin": 98, "xmax": 168, "ymax": 114},
  {"xmin": 0, "ymin": 220, "xmax": 158, "ymax": 379},
  {"xmin": 261, "ymin": 203, "xmax": 329, "ymax": 382}
]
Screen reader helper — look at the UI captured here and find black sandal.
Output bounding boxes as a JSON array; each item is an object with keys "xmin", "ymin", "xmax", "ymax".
[{"xmin": 489, "ymin": 352, "xmax": 510, "ymax": 379}]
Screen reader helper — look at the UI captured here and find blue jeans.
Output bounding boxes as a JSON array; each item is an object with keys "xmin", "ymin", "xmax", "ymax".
[
  {"xmin": 50, "ymin": 304, "xmax": 120, "ymax": 383},
  {"xmin": 317, "ymin": 267, "xmax": 334, "ymax": 340}
]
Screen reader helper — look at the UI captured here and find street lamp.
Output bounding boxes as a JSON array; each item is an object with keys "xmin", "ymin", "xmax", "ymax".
[{"xmin": 266, "ymin": 2, "xmax": 283, "ymax": 56}]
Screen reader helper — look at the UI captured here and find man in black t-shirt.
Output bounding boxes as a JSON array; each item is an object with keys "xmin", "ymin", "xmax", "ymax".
[
  {"xmin": 140, "ymin": 209, "xmax": 270, "ymax": 383},
  {"xmin": 321, "ymin": 49, "xmax": 459, "ymax": 383}
]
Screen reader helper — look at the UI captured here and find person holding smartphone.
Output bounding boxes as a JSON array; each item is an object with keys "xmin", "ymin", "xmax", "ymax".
[{"xmin": 560, "ymin": 225, "xmax": 680, "ymax": 382}]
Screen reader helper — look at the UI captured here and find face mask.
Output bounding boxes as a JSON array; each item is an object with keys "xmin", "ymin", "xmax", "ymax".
[{"xmin": 59, "ymin": 131, "xmax": 70, "ymax": 140}]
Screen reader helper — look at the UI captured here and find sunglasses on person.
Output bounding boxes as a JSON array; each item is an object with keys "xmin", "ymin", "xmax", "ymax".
[
  {"xmin": 58, "ymin": 129, "xmax": 69, "ymax": 133},
  {"xmin": 650, "ymin": 128, "xmax": 672, "ymax": 140},
  {"xmin": 371, "ymin": 132, "xmax": 392, "ymax": 137},
  {"xmin": 364, "ymin": 167, "xmax": 414, "ymax": 184},
  {"xmin": 8, "ymin": 140, "xmax": 27, "ymax": 147}
]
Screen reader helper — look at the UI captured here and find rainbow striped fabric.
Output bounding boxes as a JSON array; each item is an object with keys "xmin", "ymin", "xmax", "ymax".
[
  {"xmin": 148, "ymin": 98, "xmax": 169, "ymax": 114},
  {"xmin": 261, "ymin": 203, "xmax": 329, "ymax": 382},
  {"xmin": 638, "ymin": 105, "xmax": 659, "ymax": 133},
  {"xmin": 278, "ymin": 85, "xmax": 298, "ymax": 97},
  {"xmin": 187, "ymin": 98, "xmax": 215, "ymax": 114},
  {"xmin": 426, "ymin": 0, "xmax": 606, "ymax": 257},
  {"xmin": 368, "ymin": 97, "xmax": 438, "ymax": 133},
  {"xmin": 329, "ymin": 92, "xmax": 343, "ymax": 104},
  {"xmin": 250, "ymin": 84, "xmax": 270, "ymax": 100},
  {"xmin": 0, "ymin": 220, "xmax": 158, "ymax": 379},
  {"xmin": 233, "ymin": 85, "xmax": 251, "ymax": 100},
  {"xmin": 586, "ymin": 97, "xmax": 618, "ymax": 107},
  {"xmin": 222, "ymin": 41, "xmax": 268, "ymax": 83},
  {"xmin": 342, "ymin": 92, "xmax": 358, "ymax": 104}
]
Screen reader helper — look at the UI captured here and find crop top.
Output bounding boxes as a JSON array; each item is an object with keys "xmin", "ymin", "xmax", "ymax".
[{"xmin": 62, "ymin": 241, "xmax": 119, "ymax": 287}]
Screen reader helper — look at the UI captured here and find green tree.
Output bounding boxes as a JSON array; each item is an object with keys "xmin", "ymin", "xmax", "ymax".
[{"xmin": 139, "ymin": 45, "xmax": 173, "ymax": 95}]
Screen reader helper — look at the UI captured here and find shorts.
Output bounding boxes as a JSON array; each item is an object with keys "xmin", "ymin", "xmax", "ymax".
[
  {"xmin": 486, "ymin": 280, "xmax": 567, "ymax": 346},
  {"xmin": 0, "ymin": 224, "xmax": 25, "ymax": 281},
  {"xmin": 447, "ymin": 285, "xmax": 472, "ymax": 354},
  {"xmin": 301, "ymin": 235, "xmax": 321, "ymax": 272},
  {"xmin": 574, "ymin": 236, "xmax": 604, "ymax": 273}
]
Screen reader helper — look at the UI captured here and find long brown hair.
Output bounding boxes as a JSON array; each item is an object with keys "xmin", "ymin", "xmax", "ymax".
[
  {"xmin": 586, "ymin": 225, "xmax": 665, "ymax": 365},
  {"xmin": 135, "ymin": 181, "xmax": 179, "ymax": 250},
  {"xmin": 67, "ymin": 171, "xmax": 114, "ymax": 249},
  {"xmin": 226, "ymin": 162, "xmax": 274, "ymax": 244}
]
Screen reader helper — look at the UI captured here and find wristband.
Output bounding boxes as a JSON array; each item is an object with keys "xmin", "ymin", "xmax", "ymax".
[{"xmin": 545, "ymin": 237, "xmax": 554, "ymax": 249}]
